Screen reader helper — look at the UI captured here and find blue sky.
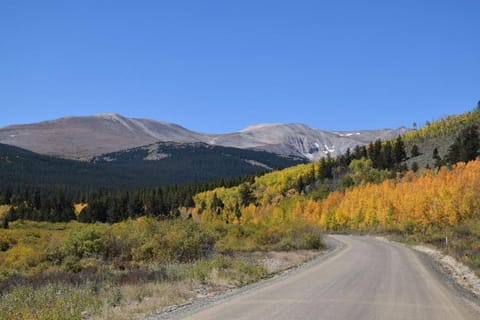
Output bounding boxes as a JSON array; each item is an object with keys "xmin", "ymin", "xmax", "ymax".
[{"xmin": 1, "ymin": 0, "xmax": 479, "ymax": 133}]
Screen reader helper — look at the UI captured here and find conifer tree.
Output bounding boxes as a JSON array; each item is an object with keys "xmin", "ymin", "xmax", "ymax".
[
  {"xmin": 393, "ymin": 136, "xmax": 407, "ymax": 163},
  {"xmin": 411, "ymin": 162, "xmax": 419, "ymax": 172},
  {"xmin": 239, "ymin": 183, "xmax": 256, "ymax": 206},
  {"xmin": 211, "ymin": 193, "xmax": 224, "ymax": 215},
  {"xmin": 368, "ymin": 140, "xmax": 383, "ymax": 169},
  {"xmin": 382, "ymin": 141, "xmax": 394, "ymax": 169},
  {"xmin": 446, "ymin": 124, "xmax": 480, "ymax": 164},
  {"xmin": 410, "ymin": 144, "xmax": 420, "ymax": 157},
  {"xmin": 433, "ymin": 148, "xmax": 443, "ymax": 168},
  {"xmin": 2, "ymin": 216, "xmax": 8, "ymax": 229}
]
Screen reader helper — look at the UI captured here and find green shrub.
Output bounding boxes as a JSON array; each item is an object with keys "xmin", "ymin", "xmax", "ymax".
[
  {"xmin": 154, "ymin": 220, "xmax": 216, "ymax": 263},
  {"xmin": 62, "ymin": 224, "xmax": 111, "ymax": 259}
]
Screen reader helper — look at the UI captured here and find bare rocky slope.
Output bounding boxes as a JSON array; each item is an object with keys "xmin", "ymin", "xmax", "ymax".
[{"xmin": 0, "ymin": 113, "xmax": 408, "ymax": 160}]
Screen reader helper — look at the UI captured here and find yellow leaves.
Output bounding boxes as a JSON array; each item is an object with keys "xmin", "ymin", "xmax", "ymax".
[
  {"xmin": 192, "ymin": 161, "xmax": 320, "ymax": 226},
  {"xmin": 191, "ymin": 148, "xmax": 480, "ymax": 235},
  {"xmin": 73, "ymin": 203, "xmax": 87, "ymax": 216},
  {"xmin": 315, "ymin": 159, "xmax": 480, "ymax": 232},
  {"xmin": 303, "ymin": 200, "xmax": 321, "ymax": 224},
  {"xmin": 241, "ymin": 204, "xmax": 258, "ymax": 224},
  {"xmin": 403, "ymin": 109, "xmax": 480, "ymax": 144},
  {"xmin": 3, "ymin": 243, "xmax": 37, "ymax": 268},
  {"xmin": 0, "ymin": 218, "xmax": 218, "ymax": 279},
  {"xmin": 0, "ymin": 204, "xmax": 10, "ymax": 218},
  {"xmin": 291, "ymin": 201, "xmax": 304, "ymax": 220}
]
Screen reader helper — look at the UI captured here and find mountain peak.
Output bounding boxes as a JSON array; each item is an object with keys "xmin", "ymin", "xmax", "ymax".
[
  {"xmin": 94, "ymin": 113, "xmax": 126, "ymax": 120},
  {"xmin": 0, "ymin": 114, "xmax": 409, "ymax": 161},
  {"xmin": 240, "ymin": 123, "xmax": 284, "ymax": 132},
  {"xmin": 240, "ymin": 123, "xmax": 312, "ymax": 133}
]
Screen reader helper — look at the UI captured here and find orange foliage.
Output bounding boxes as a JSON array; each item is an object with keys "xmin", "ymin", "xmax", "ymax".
[
  {"xmin": 192, "ymin": 154, "xmax": 480, "ymax": 235},
  {"xmin": 314, "ymin": 159, "xmax": 480, "ymax": 232}
]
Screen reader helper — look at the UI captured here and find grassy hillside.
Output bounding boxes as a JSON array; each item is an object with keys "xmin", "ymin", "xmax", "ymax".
[{"xmin": 403, "ymin": 106, "xmax": 480, "ymax": 168}]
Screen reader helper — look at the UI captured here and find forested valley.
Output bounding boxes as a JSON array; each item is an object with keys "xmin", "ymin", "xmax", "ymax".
[{"xmin": 1, "ymin": 107, "xmax": 480, "ymax": 319}]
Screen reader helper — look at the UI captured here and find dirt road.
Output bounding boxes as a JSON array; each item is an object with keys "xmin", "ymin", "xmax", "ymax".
[{"xmin": 166, "ymin": 235, "xmax": 479, "ymax": 320}]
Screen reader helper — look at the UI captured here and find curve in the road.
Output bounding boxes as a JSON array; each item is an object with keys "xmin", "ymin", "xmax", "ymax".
[{"xmin": 163, "ymin": 235, "xmax": 480, "ymax": 320}]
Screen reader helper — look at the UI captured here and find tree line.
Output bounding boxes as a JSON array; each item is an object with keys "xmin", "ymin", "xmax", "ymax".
[{"xmin": 2, "ymin": 174, "xmax": 257, "ymax": 224}]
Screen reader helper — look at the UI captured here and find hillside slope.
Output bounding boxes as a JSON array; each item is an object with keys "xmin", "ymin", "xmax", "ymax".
[
  {"xmin": 190, "ymin": 107, "xmax": 480, "ymax": 275},
  {"xmin": 0, "ymin": 113, "xmax": 205, "ymax": 160},
  {"xmin": 0, "ymin": 142, "xmax": 303, "ymax": 190},
  {"xmin": 403, "ymin": 107, "xmax": 480, "ymax": 168}
]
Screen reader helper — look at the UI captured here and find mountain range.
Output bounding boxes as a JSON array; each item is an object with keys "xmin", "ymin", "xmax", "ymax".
[{"xmin": 0, "ymin": 113, "xmax": 408, "ymax": 161}]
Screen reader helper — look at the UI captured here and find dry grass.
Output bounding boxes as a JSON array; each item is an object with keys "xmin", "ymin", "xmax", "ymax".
[
  {"xmin": 96, "ymin": 250, "xmax": 319, "ymax": 319},
  {"xmin": 0, "ymin": 219, "xmax": 324, "ymax": 319},
  {"xmin": 232, "ymin": 250, "xmax": 321, "ymax": 273},
  {"xmin": 0, "ymin": 250, "xmax": 319, "ymax": 320},
  {"xmin": 93, "ymin": 280, "xmax": 199, "ymax": 320}
]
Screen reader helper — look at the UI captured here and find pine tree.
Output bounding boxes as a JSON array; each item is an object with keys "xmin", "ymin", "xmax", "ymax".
[
  {"xmin": 393, "ymin": 136, "xmax": 407, "ymax": 164},
  {"xmin": 410, "ymin": 144, "xmax": 420, "ymax": 157},
  {"xmin": 382, "ymin": 141, "xmax": 394, "ymax": 170},
  {"xmin": 211, "ymin": 193, "xmax": 224, "ymax": 215},
  {"xmin": 2, "ymin": 216, "xmax": 8, "ymax": 229},
  {"xmin": 367, "ymin": 140, "xmax": 383, "ymax": 169},
  {"xmin": 411, "ymin": 162, "xmax": 419, "ymax": 172},
  {"xmin": 446, "ymin": 124, "xmax": 480, "ymax": 164},
  {"xmin": 433, "ymin": 148, "xmax": 443, "ymax": 168},
  {"xmin": 239, "ymin": 183, "xmax": 256, "ymax": 206},
  {"xmin": 234, "ymin": 202, "xmax": 242, "ymax": 223}
]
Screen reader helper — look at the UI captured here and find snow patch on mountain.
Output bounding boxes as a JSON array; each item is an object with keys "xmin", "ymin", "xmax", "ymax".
[
  {"xmin": 0, "ymin": 115, "xmax": 409, "ymax": 161},
  {"xmin": 243, "ymin": 159, "xmax": 273, "ymax": 171},
  {"xmin": 144, "ymin": 153, "xmax": 171, "ymax": 161}
]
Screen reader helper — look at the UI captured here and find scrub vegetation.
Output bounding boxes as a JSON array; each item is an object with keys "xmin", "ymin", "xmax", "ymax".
[{"xmin": 2, "ymin": 107, "xmax": 480, "ymax": 318}]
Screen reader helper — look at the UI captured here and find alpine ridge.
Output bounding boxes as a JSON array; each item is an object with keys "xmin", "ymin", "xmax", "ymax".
[{"xmin": 0, "ymin": 114, "xmax": 408, "ymax": 160}]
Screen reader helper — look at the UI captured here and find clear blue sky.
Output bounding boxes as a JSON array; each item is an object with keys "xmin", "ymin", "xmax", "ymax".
[{"xmin": 1, "ymin": 0, "xmax": 479, "ymax": 133}]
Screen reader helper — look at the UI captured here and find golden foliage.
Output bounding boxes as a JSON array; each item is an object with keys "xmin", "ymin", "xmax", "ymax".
[
  {"xmin": 73, "ymin": 203, "xmax": 87, "ymax": 215},
  {"xmin": 192, "ymin": 162, "xmax": 319, "ymax": 223},
  {"xmin": 0, "ymin": 205, "xmax": 10, "ymax": 218},
  {"xmin": 314, "ymin": 160, "xmax": 480, "ymax": 232},
  {"xmin": 192, "ymin": 152, "xmax": 480, "ymax": 240},
  {"xmin": 403, "ymin": 109, "xmax": 480, "ymax": 143}
]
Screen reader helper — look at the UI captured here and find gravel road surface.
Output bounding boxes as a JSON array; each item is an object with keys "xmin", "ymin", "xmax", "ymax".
[{"xmin": 157, "ymin": 235, "xmax": 480, "ymax": 320}]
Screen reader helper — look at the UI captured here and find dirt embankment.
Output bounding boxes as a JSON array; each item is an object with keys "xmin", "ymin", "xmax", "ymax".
[{"xmin": 413, "ymin": 245, "xmax": 480, "ymax": 298}]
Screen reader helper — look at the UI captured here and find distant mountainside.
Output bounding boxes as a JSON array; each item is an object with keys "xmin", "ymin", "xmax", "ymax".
[
  {"xmin": 210, "ymin": 123, "xmax": 409, "ymax": 160},
  {"xmin": 0, "ymin": 114, "xmax": 205, "ymax": 160},
  {"xmin": 0, "ymin": 142, "xmax": 304, "ymax": 190},
  {"xmin": 0, "ymin": 113, "xmax": 408, "ymax": 160},
  {"xmin": 92, "ymin": 141, "xmax": 304, "ymax": 171}
]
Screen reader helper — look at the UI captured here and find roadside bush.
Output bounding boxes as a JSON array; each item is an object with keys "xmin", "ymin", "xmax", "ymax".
[
  {"xmin": 61, "ymin": 224, "xmax": 111, "ymax": 260},
  {"xmin": 299, "ymin": 229, "xmax": 323, "ymax": 249},
  {"xmin": 130, "ymin": 219, "xmax": 215, "ymax": 263},
  {"xmin": 212, "ymin": 221, "xmax": 323, "ymax": 252}
]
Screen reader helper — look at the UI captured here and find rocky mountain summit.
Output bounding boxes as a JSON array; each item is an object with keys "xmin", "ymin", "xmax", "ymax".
[{"xmin": 0, "ymin": 113, "xmax": 408, "ymax": 160}]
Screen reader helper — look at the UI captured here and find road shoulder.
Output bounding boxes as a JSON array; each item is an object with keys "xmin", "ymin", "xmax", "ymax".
[{"xmin": 145, "ymin": 236, "xmax": 346, "ymax": 319}]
